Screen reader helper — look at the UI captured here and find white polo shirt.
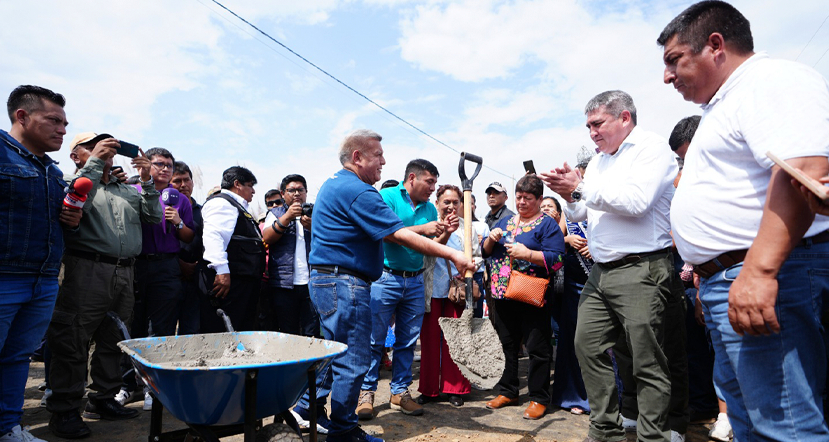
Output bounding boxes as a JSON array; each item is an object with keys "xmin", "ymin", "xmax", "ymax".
[
  {"xmin": 671, "ymin": 53, "xmax": 829, "ymax": 265},
  {"xmin": 565, "ymin": 126, "xmax": 677, "ymax": 263}
]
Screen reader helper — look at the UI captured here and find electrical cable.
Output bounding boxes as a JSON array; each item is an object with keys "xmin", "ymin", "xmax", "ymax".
[
  {"xmin": 795, "ymin": 13, "xmax": 829, "ymax": 62},
  {"xmin": 206, "ymin": 0, "xmax": 513, "ymax": 179}
]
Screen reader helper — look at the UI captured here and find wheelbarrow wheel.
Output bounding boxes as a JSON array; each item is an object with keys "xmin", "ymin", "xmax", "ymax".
[{"xmin": 255, "ymin": 422, "xmax": 303, "ymax": 442}]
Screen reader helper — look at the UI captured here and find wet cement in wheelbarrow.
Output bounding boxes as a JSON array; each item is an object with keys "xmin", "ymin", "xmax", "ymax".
[{"xmin": 130, "ymin": 333, "xmax": 335, "ymax": 368}]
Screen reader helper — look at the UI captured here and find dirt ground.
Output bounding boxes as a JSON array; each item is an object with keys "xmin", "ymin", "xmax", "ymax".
[{"xmin": 21, "ymin": 352, "xmax": 715, "ymax": 442}]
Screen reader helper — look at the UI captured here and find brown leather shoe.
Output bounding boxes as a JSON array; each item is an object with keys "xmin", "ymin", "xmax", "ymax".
[
  {"xmin": 523, "ymin": 401, "xmax": 547, "ymax": 419},
  {"xmin": 485, "ymin": 395, "xmax": 519, "ymax": 409}
]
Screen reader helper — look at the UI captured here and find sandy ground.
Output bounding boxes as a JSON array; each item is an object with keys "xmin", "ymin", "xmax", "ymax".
[{"xmin": 21, "ymin": 351, "xmax": 716, "ymax": 442}]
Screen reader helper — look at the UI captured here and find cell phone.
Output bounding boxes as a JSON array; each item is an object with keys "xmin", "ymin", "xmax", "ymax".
[
  {"xmin": 116, "ymin": 141, "xmax": 140, "ymax": 158},
  {"xmin": 523, "ymin": 160, "xmax": 536, "ymax": 175},
  {"xmin": 110, "ymin": 165, "xmax": 123, "ymax": 175},
  {"xmin": 767, "ymin": 151, "xmax": 829, "ymax": 201}
]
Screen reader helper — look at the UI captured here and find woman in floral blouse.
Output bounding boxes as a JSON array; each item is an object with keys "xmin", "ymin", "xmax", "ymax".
[{"xmin": 481, "ymin": 174, "xmax": 565, "ymax": 420}]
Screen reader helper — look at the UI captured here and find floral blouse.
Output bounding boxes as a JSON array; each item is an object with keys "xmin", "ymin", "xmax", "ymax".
[{"xmin": 482, "ymin": 213, "xmax": 565, "ymax": 299}]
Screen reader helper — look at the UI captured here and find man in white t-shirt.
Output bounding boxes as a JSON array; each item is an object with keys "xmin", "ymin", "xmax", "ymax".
[
  {"xmin": 659, "ymin": 2, "xmax": 829, "ymax": 441},
  {"xmin": 542, "ymin": 90, "xmax": 685, "ymax": 442}
]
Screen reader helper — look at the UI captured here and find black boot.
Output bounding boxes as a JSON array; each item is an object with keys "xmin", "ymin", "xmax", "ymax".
[{"xmin": 49, "ymin": 411, "xmax": 91, "ymax": 439}]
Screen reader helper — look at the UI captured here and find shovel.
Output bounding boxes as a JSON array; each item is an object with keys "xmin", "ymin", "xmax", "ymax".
[{"xmin": 439, "ymin": 152, "xmax": 505, "ymax": 390}]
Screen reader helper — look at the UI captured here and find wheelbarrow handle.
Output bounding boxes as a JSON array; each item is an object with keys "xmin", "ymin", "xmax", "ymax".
[{"xmin": 458, "ymin": 152, "xmax": 483, "ymax": 192}]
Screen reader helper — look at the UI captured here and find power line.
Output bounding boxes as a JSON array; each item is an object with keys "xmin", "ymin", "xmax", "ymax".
[
  {"xmin": 815, "ymin": 46, "xmax": 829, "ymax": 68},
  {"xmin": 796, "ymin": 13, "xmax": 829, "ymax": 62},
  {"xmin": 205, "ymin": 0, "xmax": 512, "ymax": 179}
]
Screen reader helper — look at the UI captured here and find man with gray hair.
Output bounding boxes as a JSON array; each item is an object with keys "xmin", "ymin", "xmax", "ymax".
[
  {"xmin": 541, "ymin": 90, "xmax": 685, "ymax": 442},
  {"xmin": 307, "ymin": 129, "xmax": 473, "ymax": 442}
]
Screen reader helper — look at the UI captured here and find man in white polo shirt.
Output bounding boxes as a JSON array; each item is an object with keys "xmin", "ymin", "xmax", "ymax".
[
  {"xmin": 658, "ymin": 2, "xmax": 829, "ymax": 441},
  {"xmin": 542, "ymin": 90, "xmax": 684, "ymax": 442}
]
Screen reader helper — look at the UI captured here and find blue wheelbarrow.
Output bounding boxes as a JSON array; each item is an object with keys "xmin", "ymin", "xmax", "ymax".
[{"xmin": 118, "ymin": 330, "xmax": 346, "ymax": 442}]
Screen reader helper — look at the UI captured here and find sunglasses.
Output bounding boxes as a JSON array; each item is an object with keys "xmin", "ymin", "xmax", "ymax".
[{"xmin": 266, "ymin": 199, "xmax": 284, "ymax": 207}]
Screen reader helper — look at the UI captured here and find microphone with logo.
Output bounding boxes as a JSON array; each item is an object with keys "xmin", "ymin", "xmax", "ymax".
[
  {"xmin": 63, "ymin": 177, "xmax": 94, "ymax": 210},
  {"xmin": 161, "ymin": 188, "xmax": 180, "ymax": 234}
]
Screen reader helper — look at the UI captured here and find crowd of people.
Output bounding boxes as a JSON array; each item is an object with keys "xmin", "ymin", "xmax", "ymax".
[{"xmin": 2, "ymin": 2, "xmax": 829, "ymax": 442}]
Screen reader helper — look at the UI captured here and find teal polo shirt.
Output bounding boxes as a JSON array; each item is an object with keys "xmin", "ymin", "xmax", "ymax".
[{"xmin": 380, "ymin": 183, "xmax": 438, "ymax": 272}]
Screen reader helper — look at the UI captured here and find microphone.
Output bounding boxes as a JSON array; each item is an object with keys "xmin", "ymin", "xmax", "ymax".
[
  {"xmin": 63, "ymin": 177, "xmax": 93, "ymax": 210},
  {"xmin": 161, "ymin": 188, "xmax": 180, "ymax": 233}
]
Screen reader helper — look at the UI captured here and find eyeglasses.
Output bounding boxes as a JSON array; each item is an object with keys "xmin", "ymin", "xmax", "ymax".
[
  {"xmin": 151, "ymin": 162, "xmax": 173, "ymax": 170},
  {"xmin": 284, "ymin": 187, "xmax": 306, "ymax": 194},
  {"xmin": 266, "ymin": 199, "xmax": 284, "ymax": 207}
]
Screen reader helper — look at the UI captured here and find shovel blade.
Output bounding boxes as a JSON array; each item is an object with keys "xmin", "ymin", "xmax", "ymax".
[{"xmin": 438, "ymin": 309, "xmax": 505, "ymax": 390}]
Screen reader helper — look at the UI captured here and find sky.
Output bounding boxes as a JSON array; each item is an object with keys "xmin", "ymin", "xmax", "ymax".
[{"xmin": 2, "ymin": 0, "xmax": 828, "ymax": 218}]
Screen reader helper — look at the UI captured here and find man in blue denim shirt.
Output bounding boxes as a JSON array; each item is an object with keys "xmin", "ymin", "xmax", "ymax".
[
  {"xmin": 0, "ymin": 85, "xmax": 81, "ymax": 442},
  {"xmin": 308, "ymin": 129, "xmax": 473, "ymax": 442}
]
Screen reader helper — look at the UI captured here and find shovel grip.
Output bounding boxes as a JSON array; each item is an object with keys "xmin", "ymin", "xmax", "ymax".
[{"xmin": 458, "ymin": 152, "xmax": 483, "ymax": 191}]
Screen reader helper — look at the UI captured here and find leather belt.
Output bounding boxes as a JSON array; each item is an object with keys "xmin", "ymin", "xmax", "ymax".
[
  {"xmin": 600, "ymin": 247, "xmax": 672, "ymax": 269},
  {"xmin": 137, "ymin": 252, "xmax": 178, "ymax": 261},
  {"xmin": 695, "ymin": 229, "xmax": 829, "ymax": 278},
  {"xmin": 311, "ymin": 265, "xmax": 371, "ymax": 284},
  {"xmin": 694, "ymin": 250, "xmax": 747, "ymax": 279},
  {"xmin": 383, "ymin": 267, "xmax": 424, "ymax": 278},
  {"xmin": 65, "ymin": 249, "xmax": 135, "ymax": 267}
]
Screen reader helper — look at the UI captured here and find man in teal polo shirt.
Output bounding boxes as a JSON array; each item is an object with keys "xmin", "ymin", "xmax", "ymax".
[{"xmin": 357, "ymin": 159, "xmax": 456, "ymax": 419}]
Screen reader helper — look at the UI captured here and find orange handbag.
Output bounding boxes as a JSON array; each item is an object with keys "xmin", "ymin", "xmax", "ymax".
[{"xmin": 503, "ymin": 257, "xmax": 549, "ymax": 308}]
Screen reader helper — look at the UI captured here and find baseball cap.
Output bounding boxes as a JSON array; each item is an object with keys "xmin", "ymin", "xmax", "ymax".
[
  {"xmin": 68, "ymin": 132, "xmax": 113, "ymax": 150},
  {"xmin": 485, "ymin": 182, "xmax": 507, "ymax": 194}
]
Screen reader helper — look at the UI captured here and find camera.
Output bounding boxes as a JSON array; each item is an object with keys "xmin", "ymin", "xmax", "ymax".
[{"xmin": 302, "ymin": 203, "xmax": 314, "ymax": 217}]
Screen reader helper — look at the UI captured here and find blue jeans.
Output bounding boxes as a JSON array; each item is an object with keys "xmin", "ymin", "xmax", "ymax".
[
  {"xmin": 308, "ymin": 270, "xmax": 372, "ymax": 436},
  {"xmin": 0, "ymin": 274, "xmax": 58, "ymax": 432},
  {"xmin": 361, "ymin": 271, "xmax": 425, "ymax": 395},
  {"xmin": 699, "ymin": 241, "xmax": 829, "ymax": 442}
]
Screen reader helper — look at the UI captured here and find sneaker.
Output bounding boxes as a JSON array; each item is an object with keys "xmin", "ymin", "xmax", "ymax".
[
  {"xmin": 82, "ymin": 398, "xmax": 139, "ymax": 420},
  {"xmin": 389, "ymin": 390, "xmax": 423, "ymax": 416},
  {"xmin": 326, "ymin": 426, "xmax": 384, "ymax": 442},
  {"xmin": 48, "ymin": 412, "xmax": 91, "ymax": 439},
  {"xmin": 709, "ymin": 413, "xmax": 733, "ymax": 442},
  {"xmin": 114, "ymin": 387, "xmax": 139, "ymax": 406},
  {"xmin": 290, "ymin": 405, "xmax": 330, "ymax": 434},
  {"xmin": 143, "ymin": 392, "xmax": 153, "ymax": 411},
  {"xmin": 621, "ymin": 415, "xmax": 637, "ymax": 432},
  {"xmin": 37, "ymin": 382, "xmax": 47, "ymax": 392},
  {"xmin": 0, "ymin": 425, "xmax": 46, "ymax": 442},
  {"xmin": 39, "ymin": 389, "xmax": 52, "ymax": 407},
  {"xmin": 670, "ymin": 431, "xmax": 685, "ymax": 442},
  {"xmin": 356, "ymin": 391, "xmax": 374, "ymax": 420}
]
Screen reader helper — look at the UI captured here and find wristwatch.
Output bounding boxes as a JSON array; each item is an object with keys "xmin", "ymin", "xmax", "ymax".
[
  {"xmin": 571, "ymin": 182, "xmax": 584, "ymax": 202},
  {"xmin": 139, "ymin": 177, "xmax": 154, "ymax": 186},
  {"xmin": 176, "ymin": 221, "xmax": 185, "ymax": 230}
]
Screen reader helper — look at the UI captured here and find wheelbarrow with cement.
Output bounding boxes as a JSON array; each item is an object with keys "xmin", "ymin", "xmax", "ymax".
[
  {"xmin": 117, "ymin": 330, "xmax": 347, "ymax": 442},
  {"xmin": 439, "ymin": 152, "xmax": 506, "ymax": 389}
]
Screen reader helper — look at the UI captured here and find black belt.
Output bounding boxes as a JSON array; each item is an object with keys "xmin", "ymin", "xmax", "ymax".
[
  {"xmin": 65, "ymin": 249, "xmax": 135, "ymax": 267},
  {"xmin": 695, "ymin": 229, "xmax": 829, "ymax": 278},
  {"xmin": 601, "ymin": 247, "xmax": 672, "ymax": 269},
  {"xmin": 311, "ymin": 265, "xmax": 371, "ymax": 283},
  {"xmin": 137, "ymin": 252, "xmax": 178, "ymax": 261},
  {"xmin": 383, "ymin": 267, "xmax": 424, "ymax": 278}
]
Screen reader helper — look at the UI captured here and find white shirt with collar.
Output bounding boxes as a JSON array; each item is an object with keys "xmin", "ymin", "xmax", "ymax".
[
  {"xmin": 203, "ymin": 189, "xmax": 254, "ymax": 275},
  {"xmin": 565, "ymin": 126, "xmax": 677, "ymax": 263},
  {"xmin": 671, "ymin": 53, "xmax": 829, "ymax": 265}
]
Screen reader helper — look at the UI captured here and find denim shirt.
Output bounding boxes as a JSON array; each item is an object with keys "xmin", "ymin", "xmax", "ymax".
[
  {"xmin": 0, "ymin": 129, "xmax": 67, "ymax": 276},
  {"xmin": 267, "ymin": 205, "xmax": 311, "ymax": 288}
]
